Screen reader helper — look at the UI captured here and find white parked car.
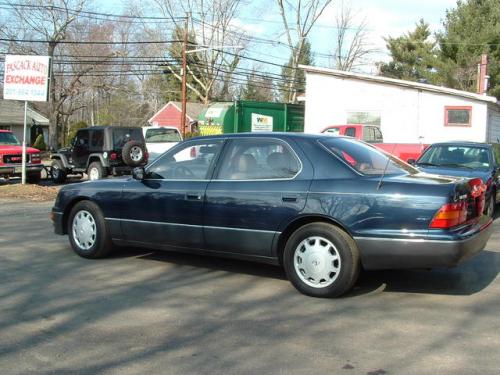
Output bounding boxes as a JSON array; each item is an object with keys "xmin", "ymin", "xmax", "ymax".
[{"xmin": 142, "ymin": 126, "xmax": 183, "ymax": 161}]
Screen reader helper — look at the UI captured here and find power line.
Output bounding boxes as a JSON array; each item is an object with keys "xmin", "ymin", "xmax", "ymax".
[{"xmin": 0, "ymin": 37, "xmax": 180, "ymax": 45}]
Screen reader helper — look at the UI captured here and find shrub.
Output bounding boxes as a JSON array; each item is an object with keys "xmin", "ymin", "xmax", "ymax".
[{"xmin": 32, "ymin": 134, "xmax": 47, "ymax": 151}]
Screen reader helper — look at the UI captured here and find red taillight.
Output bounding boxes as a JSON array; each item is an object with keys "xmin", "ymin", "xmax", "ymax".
[
  {"xmin": 110, "ymin": 152, "xmax": 117, "ymax": 161},
  {"xmin": 469, "ymin": 178, "xmax": 486, "ymax": 214},
  {"xmin": 429, "ymin": 201, "xmax": 468, "ymax": 229}
]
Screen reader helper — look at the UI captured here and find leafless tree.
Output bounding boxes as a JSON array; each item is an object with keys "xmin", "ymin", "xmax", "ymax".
[
  {"xmin": 1, "ymin": 0, "xmax": 88, "ymax": 149},
  {"xmin": 332, "ymin": 1, "xmax": 375, "ymax": 71},
  {"xmin": 277, "ymin": 0, "xmax": 334, "ymax": 103},
  {"xmin": 153, "ymin": 0, "xmax": 246, "ymax": 103}
]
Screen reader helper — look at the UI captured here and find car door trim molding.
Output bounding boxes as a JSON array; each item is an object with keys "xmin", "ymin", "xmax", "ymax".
[{"xmin": 105, "ymin": 217, "xmax": 280, "ymax": 234}]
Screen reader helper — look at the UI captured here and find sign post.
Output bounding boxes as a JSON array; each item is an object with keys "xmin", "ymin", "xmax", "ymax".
[{"xmin": 3, "ymin": 55, "xmax": 50, "ymax": 184}]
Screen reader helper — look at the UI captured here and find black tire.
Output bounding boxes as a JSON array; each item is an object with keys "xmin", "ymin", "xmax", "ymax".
[
  {"xmin": 122, "ymin": 141, "xmax": 146, "ymax": 167},
  {"xmin": 486, "ymin": 190, "xmax": 496, "ymax": 217},
  {"xmin": 87, "ymin": 161, "xmax": 108, "ymax": 181},
  {"xmin": 27, "ymin": 172, "xmax": 41, "ymax": 184},
  {"xmin": 283, "ymin": 222, "xmax": 360, "ymax": 298},
  {"xmin": 67, "ymin": 200, "xmax": 113, "ymax": 259},
  {"xmin": 51, "ymin": 159, "xmax": 67, "ymax": 183}
]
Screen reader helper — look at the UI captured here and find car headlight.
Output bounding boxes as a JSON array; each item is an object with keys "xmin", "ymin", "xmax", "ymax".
[{"xmin": 103, "ymin": 152, "xmax": 108, "ymax": 159}]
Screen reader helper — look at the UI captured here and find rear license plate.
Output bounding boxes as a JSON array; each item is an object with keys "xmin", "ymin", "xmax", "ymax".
[{"xmin": 14, "ymin": 166, "xmax": 23, "ymax": 173}]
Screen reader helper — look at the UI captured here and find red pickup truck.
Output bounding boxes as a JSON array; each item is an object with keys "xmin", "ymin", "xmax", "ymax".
[
  {"xmin": 321, "ymin": 124, "xmax": 428, "ymax": 162},
  {"xmin": 0, "ymin": 130, "xmax": 43, "ymax": 183}
]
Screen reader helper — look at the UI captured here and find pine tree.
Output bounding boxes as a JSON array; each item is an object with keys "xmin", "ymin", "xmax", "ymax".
[
  {"xmin": 378, "ymin": 20, "xmax": 440, "ymax": 84},
  {"xmin": 280, "ymin": 39, "xmax": 313, "ymax": 102}
]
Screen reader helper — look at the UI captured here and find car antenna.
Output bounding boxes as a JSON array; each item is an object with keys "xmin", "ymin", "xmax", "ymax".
[{"xmin": 376, "ymin": 144, "xmax": 397, "ymax": 190}]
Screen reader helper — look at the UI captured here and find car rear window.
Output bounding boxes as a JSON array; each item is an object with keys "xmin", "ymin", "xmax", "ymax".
[
  {"xmin": 112, "ymin": 128, "xmax": 143, "ymax": 148},
  {"xmin": 145, "ymin": 128, "xmax": 182, "ymax": 143},
  {"xmin": 319, "ymin": 137, "xmax": 418, "ymax": 175}
]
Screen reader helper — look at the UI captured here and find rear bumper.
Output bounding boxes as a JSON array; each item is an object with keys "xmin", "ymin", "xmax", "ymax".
[
  {"xmin": 355, "ymin": 216, "xmax": 493, "ymax": 270},
  {"xmin": 0, "ymin": 164, "xmax": 44, "ymax": 176}
]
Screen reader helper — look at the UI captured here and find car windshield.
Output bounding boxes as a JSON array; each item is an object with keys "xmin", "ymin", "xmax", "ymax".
[
  {"xmin": 112, "ymin": 128, "xmax": 143, "ymax": 148},
  {"xmin": 145, "ymin": 128, "xmax": 182, "ymax": 143},
  {"xmin": 320, "ymin": 137, "xmax": 418, "ymax": 175},
  {"xmin": 418, "ymin": 145, "xmax": 490, "ymax": 169},
  {"xmin": 0, "ymin": 132, "xmax": 20, "ymax": 145}
]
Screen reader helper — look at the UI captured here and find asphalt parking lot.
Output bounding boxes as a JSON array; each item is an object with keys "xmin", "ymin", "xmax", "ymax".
[{"xmin": 0, "ymin": 199, "xmax": 499, "ymax": 375}]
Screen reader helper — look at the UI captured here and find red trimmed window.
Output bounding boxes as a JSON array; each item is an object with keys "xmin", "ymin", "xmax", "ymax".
[{"xmin": 444, "ymin": 106, "xmax": 472, "ymax": 127}]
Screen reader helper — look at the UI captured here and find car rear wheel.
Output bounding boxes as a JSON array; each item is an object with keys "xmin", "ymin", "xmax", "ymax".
[
  {"xmin": 87, "ymin": 161, "xmax": 107, "ymax": 181},
  {"xmin": 68, "ymin": 200, "xmax": 113, "ymax": 259},
  {"xmin": 51, "ymin": 160, "xmax": 67, "ymax": 183},
  {"xmin": 283, "ymin": 223, "xmax": 360, "ymax": 298}
]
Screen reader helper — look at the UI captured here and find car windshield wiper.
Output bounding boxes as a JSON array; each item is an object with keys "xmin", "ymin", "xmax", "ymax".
[
  {"xmin": 416, "ymin": 162, "xmax": 437, "ymax": 166},
  {"xmin": 438, "ymin": 163, "xmax": 474, "ymax": 169}
]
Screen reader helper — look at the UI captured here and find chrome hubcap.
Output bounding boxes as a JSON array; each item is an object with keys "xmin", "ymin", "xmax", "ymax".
[
  {"xmin": 130, "ymin": 146, "xmax": 143, "ymax": 161},
  {"xmin": 293, "ymin": 236, "xmax": 341, "ymax": 288},
  {"xmin": 89, "ymin": 167, "xmax": 100, "ymax": 181},
  {"xmin": 72, "ymin": 210, "xmax": 96, "ymax": 250}
]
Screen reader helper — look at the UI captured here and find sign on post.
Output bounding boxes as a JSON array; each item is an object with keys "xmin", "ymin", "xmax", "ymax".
[
  {"xmin": 3, "ymin": 55, "xmax": 50, "ymax": 184},
  {"xmin": 3, "ymin": 55, "xmax": 50, "ymax": 102}
]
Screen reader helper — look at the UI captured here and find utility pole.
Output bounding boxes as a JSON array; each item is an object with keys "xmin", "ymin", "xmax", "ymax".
[{"xmin": 181, "ymin": 13, "xmax": 189, "ymax": 138}]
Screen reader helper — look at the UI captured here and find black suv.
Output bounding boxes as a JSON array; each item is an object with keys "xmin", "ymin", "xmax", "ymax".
[{"xmin": 50, "ymin": 126, "xmax": 148, "ymax": 183}]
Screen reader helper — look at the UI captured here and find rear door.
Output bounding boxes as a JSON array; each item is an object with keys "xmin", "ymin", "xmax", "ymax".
[{"xmin": 203, "ymin": 137, "xmax": 312, "ymax": 257}]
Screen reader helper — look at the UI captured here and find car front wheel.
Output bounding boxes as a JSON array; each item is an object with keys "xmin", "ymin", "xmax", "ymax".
[
  {"xmin": 283, "ymin": 223, "xmax": 360, "ymax": 298},
  {"xmin": 68, "ymin": 200, "xmax": 113, "ymax": 259}
]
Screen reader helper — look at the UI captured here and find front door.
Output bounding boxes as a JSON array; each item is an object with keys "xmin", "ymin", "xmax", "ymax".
[
  {"xmin": 72, "ymin": 129, "xmax": 90, "ymax": 168},
  {"xmin": 120, "ymin": 139, "xmax": 224, "ymax": 249},
  {"xmin": 204, "ymin": 137, "xmax": 312, "ymax": 257}
]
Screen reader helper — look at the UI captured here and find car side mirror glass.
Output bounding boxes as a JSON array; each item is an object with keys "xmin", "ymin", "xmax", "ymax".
[
  {"xmin": 407, "ymin": 159, "xmax": 416, "ymax": 165},
  {"xmin": 132, "ymin": 167, "xmax": 145, "ymax": 181}
]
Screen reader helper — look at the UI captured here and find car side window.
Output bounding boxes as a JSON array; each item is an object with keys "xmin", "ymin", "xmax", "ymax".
[
  {"xmin": 345, "ymin": 127, "xmax": 356, "ymax": 137},
  {"xmin": 363, "ymin": 127, "xmax": 375, "ymax": 143},
  {"xmin": 147, "ymin": 140, "xmax": 223, "ymax": 180},
  {"xmin": 216, "ymin": 138, "xmax": 301, "ymax": 180},
  {"xmin": 76, "ymin": 130, "xmax": 89, "ymax": 146},
  {"xmin": 90, "ymin": 130, "xmax": 104, "ymax": 149}
]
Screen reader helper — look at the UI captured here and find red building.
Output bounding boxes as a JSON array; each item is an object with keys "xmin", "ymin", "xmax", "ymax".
[{"xmin": 148, "ymin": 101, "xmax": 208, "ymax": 133}]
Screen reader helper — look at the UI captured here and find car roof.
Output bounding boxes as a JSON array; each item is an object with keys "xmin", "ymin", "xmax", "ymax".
[
  {"xmin": 429, "ymin": 141, "xmax": 493, "ymax": 148},
  {"xmin": 189, "ymin": 132, "xmax": 338, "ymax": 142},
  {"xmin": 78, "ymin": 126, "xmax": 142, "ymax": 131}
]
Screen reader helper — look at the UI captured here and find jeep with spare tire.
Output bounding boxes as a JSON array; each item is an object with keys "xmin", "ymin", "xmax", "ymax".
[{"xmin": 50, "ymin": 126, "xmax": 148, "ymax": 183}]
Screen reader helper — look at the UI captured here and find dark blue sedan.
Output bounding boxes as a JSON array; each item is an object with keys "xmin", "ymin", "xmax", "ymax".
[
  {"xmin": 51, "ymin": 134, "xmax": 493, "ymax": 297},
  {"xmin": 413, "ymin": 142, "xmax": 500, "ymax": 216}
]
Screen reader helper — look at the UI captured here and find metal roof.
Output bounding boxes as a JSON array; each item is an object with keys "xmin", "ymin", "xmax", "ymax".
[{"xmin": 300, "ymin": 65, "xmax": 499, "ymax": 105}]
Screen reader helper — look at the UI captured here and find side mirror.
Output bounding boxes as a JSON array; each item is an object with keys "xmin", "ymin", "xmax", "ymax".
[
  {"xmin": 132, "ymin": 167, "xmax": 145, "ymax": 181},
  {"xmin": 407, "ymin": 159, "xmax": 416, "ymax": 165}
]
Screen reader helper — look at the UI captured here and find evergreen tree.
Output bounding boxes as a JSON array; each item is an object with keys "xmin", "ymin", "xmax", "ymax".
[
  {"xmin": 280, "ymin": 39, "xmax": 313, "ymax": 102},
  {"xmin": 378, "ymin": 20, "xmax": 440, "ymax": 84},
  {"xmin": 241, "ymin": 69, "xmax": 275, "ymax": 102},
  {"xmin": 437, "ymin": 0, "xmax": 500, "ymax": 98}
]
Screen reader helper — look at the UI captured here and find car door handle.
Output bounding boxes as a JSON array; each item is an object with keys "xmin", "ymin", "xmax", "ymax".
[
  {"xmin": 185, "ymin": 192, "xmax": 202, "ymax": 201},
  {"xmin": 282, "ymin": 194, "xmax": 298, "ymax": 203}
]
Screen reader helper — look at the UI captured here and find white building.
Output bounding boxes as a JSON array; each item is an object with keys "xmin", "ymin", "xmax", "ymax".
[{"xmin": 300, "ymin": 65, "xmax": 500, "ymax": 144}]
